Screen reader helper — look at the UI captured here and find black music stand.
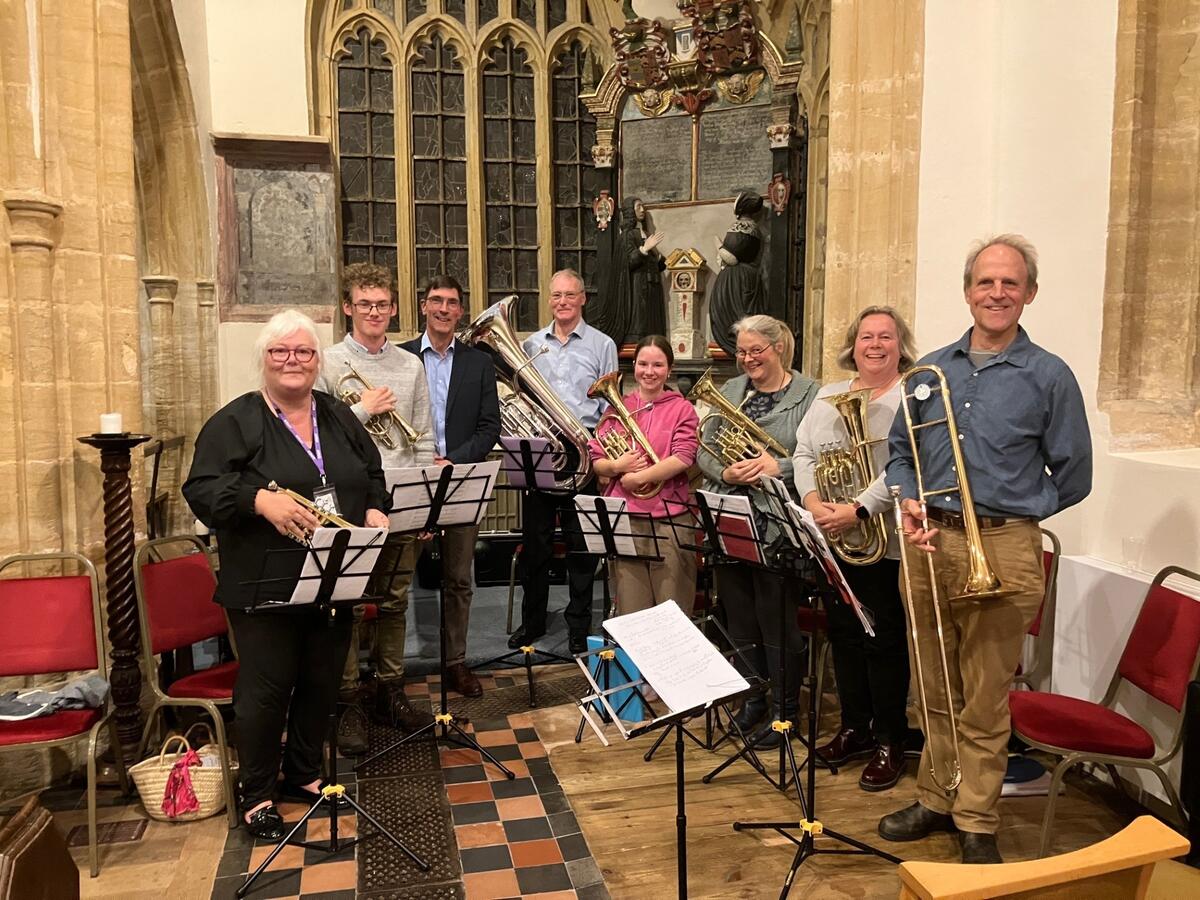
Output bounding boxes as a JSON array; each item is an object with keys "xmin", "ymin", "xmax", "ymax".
[
  {"xmin": 576, "ymin": 600, "xmax": 757, "ymax": 900},
  {"xmin": 473, "ymin": 436, "xmax": 584, "ymax": 706},
  {"xmin": 730, "ymin": 477, "xmax": 900, "ymax": 899},
  {"xmin": 569, "ymin": 495, "xmax": 665, "ymax": 741},
  {"xmin": 661, "ymin": 491, "xmax": 811, "ymax": 796},
  {"xmin": 237, "ymin": 528, "xmax": 429, "ymax": 898},
  {"xmin": 357, "ymin": 463, "xmax": 515, "ymax": 780}
]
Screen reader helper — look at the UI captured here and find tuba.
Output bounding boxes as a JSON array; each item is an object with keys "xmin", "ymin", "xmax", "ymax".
[
  {"xmin": 813, "ymin": 387, "xmax": 889, "ymax": 565},
  {"xmin": 891, "ymin": 363, "xmax": 1012, "ymax": 792},
  {"xmin": 688, "ymin": 368, "xmax": 788, "ymax": 485},
  {"xmin": 335, "ymin": 362, "xmax": 426, "ymax": 451},
  {"xmin": 588, "ymin": 371, "xmax": 662, "ymax": 499},
  {"xmin": 459, "ymin": 295, "xmax": 592, "ymax": 490}
]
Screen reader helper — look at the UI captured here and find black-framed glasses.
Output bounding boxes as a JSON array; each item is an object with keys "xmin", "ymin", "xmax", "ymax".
[
  {"xmin": 351, "ymin": 300, "xmax": 395, "ymax": 314},
  {"xmin": 734, "ymin": 344, "xmax": 772, "ymax": 360},
  {"xmin": 266, "ymin": 347, "xmax": 317, "ymax": 363}
]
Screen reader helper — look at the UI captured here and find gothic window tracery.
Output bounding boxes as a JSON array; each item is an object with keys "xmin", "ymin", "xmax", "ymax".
[{"xmin": 326, "ymin": 0, "xmax": 608, "ymax": 329}]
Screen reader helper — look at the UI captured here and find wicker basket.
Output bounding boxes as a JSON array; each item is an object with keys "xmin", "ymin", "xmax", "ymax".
[{"xmin": 129, "ymin": 723, "xmax": 236, "ymax": 822}]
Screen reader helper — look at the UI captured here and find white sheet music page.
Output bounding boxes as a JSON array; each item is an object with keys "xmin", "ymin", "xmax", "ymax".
[
  {"xmin": 574, "ymin": 495, "xmax": 637, "ymax": 556},
  {"xmin": 602, "ymin": 600, "xmax": 749, "ymax": 714},
  {"xmin": 789, "ymin": 504, "xmax": 876, "ymax": 637},
  {"xmin": 289, "ymin": 527, "xmax": 387, "ymax": 605},
  {"xmin": 384, "ymin": 461, "xmax": 500, "ymax": 532}
]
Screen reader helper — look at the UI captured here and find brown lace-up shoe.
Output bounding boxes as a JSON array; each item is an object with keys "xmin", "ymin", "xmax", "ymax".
[
  {"xmin": 374, "ymin": 680, "xmax": 434, "ymax": 732},
  {"xmin": 446, "ymin": 662, "xmax": 483, "ymax": 698}
]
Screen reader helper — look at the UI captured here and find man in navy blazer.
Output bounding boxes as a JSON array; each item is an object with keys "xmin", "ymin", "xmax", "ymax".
[{"xmin": 401, "ymin": 275, "xmax": 502, "ymax": 697}]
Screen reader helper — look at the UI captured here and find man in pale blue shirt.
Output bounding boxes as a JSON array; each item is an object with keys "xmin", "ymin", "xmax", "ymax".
[{"xmin": 510, "ymin": 269, "xmax": 618, "ymax": 655}]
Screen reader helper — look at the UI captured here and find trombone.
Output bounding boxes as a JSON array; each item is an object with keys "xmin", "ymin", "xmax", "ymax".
[{"xmin": 891, "ymin": 363, "xmax": 1011, "ymax": 792}]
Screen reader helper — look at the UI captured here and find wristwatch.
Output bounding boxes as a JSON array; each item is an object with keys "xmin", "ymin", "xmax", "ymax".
[{"xmin": 853, "ymin": 502, "xmax": 870, "ymax": 521}]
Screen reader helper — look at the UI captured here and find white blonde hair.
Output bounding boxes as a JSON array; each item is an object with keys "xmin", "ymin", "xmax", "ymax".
[{"xmin": 252, "ymin": 309, "xmax": 322, "ymax": 388}]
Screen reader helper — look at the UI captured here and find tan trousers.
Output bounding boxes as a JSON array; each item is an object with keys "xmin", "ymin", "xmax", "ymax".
[
  {"xmin": 341, "ymin": 532, "xmax": 419, "ymax": 691},
  {"xmin": 904, "ymin": 518, "xmax": 1044, "ymax": 834},
  {"xmin": 611, "ymin": 514, "xmax": 697, "ymax": 617}
]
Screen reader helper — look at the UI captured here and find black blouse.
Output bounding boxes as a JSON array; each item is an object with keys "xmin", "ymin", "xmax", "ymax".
[{"xmin": 183, "ymin": 390, "xmax": 390, "ymax": 609}]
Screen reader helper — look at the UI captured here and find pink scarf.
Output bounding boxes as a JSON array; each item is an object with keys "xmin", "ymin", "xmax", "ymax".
[{"xmin": 161, "ymin": 749, "xmax": 202, "ymax": 817}]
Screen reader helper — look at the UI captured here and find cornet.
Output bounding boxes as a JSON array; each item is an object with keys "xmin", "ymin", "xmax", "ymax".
[
  {"xmin": 267, "ymin": 480, "xmax": 354, "ymax": 546},
  {"xmin": 335, "ymin": 362, "xmax": 425, "ymax": 451}
]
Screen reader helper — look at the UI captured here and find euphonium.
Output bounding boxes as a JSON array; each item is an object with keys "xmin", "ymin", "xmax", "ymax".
[
  {"xmin": 687, "ymin": 368, "xmax": 788, "ymax": 485},
  {"xmin": 890, "ymin": 363, "xmax": 1012, "ymax": 793},
  {"xmin": 813, "ymin": 387, "xmax": 889, "ymax": 565},
  {"xmin": 588, "ymin": 371, "xmax": 662, "ymax": 499},
  {"xmin": 335, "ymin": 362, "xmax": 426, "ymax": 451},
  {"xmin": 267, "ymin": 480, "xmax": 355, "ymax": 546},
  {"xmin": 458, "ymin": 295, "xmax": 592, "ymax": 490}
]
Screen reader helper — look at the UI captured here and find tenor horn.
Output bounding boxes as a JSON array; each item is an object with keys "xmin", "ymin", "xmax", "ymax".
[
  {"xmin": 688, "ymin": 368, "xmax": 788, "ymax": 484},
  {"xmin": 588, "ymin": 371, "xmax": 662, "ymax": 499}
]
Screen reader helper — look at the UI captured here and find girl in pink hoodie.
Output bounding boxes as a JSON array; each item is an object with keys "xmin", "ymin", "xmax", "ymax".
[{"xmin": 588, "ymin": 335, "xmax": 699, "ymax": 615}]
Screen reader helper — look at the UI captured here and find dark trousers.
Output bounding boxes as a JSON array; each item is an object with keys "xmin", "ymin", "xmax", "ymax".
[
  {"xmin": 717, "ymin": 562, "xmax": 806, "ymax": 712},
  {"xmin": 227, "ymin": 607, "xmax": 352, "ymax": 809},
  {"xmin": 439, "ymin": 522, "xmax": 480, "ymax": 666},
  {"xmin": 825, "ymin": 558, "xmax": 910, "ymax": 745},
  {"xmin": 519, "ymin": 486, "xmax": 598, "ymax": 638}
]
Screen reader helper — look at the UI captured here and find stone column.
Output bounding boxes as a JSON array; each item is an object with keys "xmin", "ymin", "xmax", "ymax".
[
  {"xmin": 3, "ymin": 194, "xmax": 66, "ymax": 553},
  {"xmin": 823, "ymin": 0, "xmax": 924, "ymax": 378},
  {"xmin": 197, "ymin": 279, "xmax": 218, "ymax": 417},
  {"xmin": 141, "ymin": 274, "xmax": 180, "ymax": 438}
]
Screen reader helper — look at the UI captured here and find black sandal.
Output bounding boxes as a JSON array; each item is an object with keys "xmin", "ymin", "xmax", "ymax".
[{"xmin": 243, "ymin": 805, "xmax": 285, "ymax": 841}]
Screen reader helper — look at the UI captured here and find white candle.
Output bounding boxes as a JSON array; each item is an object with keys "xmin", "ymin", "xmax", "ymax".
[{"xmin": 99, "ymin": 412, "xmax": 123, "ymax": 434}]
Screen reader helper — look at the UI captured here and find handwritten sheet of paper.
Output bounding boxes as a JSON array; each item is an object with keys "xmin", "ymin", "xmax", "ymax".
[
  {"xmin": 574, "ymin": 495, "xmax": 638, "ymax": 557},
  {"xmin": 288, "ymin": 527, "xmax": 387, "ymax": 605},
  {"xmin": 385, "ymin": 461, "xmax": 500, "ymax": 532},
  {"xmin": 602, "ymin": 600, "xmax": 749, "ymax": 714}
]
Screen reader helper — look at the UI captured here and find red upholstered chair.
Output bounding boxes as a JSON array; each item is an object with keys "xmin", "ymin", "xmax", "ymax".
[
  {"xmin": 0, "ymin": 552, "xmax": 129, "ymax": 877},
  {"xmin": 1014, "ymin": 528, "xmax": 1062, "ymax": 690},
  {"xmin": 1010, "ymin": 564, "xmax": 1200, "ymax": 857},
  {"xmin": 133, "ymin": 536, "xmax": 238, "ymax": 827}
]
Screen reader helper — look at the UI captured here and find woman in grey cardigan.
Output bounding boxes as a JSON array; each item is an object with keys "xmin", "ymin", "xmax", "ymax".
[{"xmin": 697, "ymin": 315, "xmax": 819, "ymax": 748}]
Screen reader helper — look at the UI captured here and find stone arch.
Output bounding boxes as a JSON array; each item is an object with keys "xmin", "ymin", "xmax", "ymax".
[{"xmin": 130, "ymin": 0, "xmax": 214, "ymax": 530}]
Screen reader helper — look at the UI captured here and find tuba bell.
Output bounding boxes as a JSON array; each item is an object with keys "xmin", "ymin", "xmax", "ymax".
[
  {"xmin": 459, "ymin": 295, "xmax": 592, "ymax": 490},
  {"xmin": 891, "ymin": 363, "xmax": 1012, "ymax": 793},
  {"xmin": 813, "ymin": 387, "xmax": 889, "ymax": 565},
  {"xmin": 588, "ymin": 371, "xmax": 662, "ymax": 499},
  {"xmin": 335, "ymin": 362, "xmax": 426, "ymax": 451},
  {"xmin": 688, "ymin": 368, "xmax": 788, "ymax": 487}
]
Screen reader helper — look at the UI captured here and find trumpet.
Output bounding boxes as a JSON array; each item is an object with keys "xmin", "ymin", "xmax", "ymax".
[
  {"xmin": 813, "ymin": 387, "xmax": 889, "ymax": 565},
  {"xmin": 688, "ymin": 368, "xmax": 788, "ymax": 484},
  {"xmin": 335, "ymin": 362, "xmax": 425, "ymax": 451},
  {"xmin": 267, "ymin": 480, "xmax": 354, "ymax": 546},
  {"xmin": 891, "ymin": 363, "xmax": 1011, "ymax": 792},
  {"xmin": 588, "ymin": 371, "xmax": 662, "ymax": 499}
]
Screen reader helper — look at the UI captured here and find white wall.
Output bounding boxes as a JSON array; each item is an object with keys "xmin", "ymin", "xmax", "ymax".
[
  {"xmin": 917, "ymin": 0, "xmax": 1200, "ymax": 575},
  {"xmin": 174, "ymin": 0, "xmax": 315, "ymax": 404}
]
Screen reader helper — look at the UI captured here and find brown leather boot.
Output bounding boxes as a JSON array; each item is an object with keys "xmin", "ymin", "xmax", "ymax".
[
  {"xmin": 374, "ymin": 680, "xmax": 434, "ymax": 732},
  {"xmin": 815, "ymin": 727, "xmax": 876, "ymax": 766},
  {"xmin": 858, "ymin": 743, "xmax": 905, "ymax": 792},
  {"xmin": 446, "ymin": 662, "xmax": 483, "ymax": 698}
]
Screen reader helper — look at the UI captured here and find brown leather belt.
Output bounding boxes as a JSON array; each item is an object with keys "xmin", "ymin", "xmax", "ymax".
[{"xmin": 925, "ymin": 505, "xmax": 1011, "ymax": 530}]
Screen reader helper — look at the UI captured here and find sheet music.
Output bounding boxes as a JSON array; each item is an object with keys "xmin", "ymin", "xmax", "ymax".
[
  {"xmin": 696, "ymin": 490, "xmax": 762, "ymax": 564},
  {"xmin": 498, "ymin": 436, "xmax": 559, "ymax": 490},
  {"xmin": 574, "ymin": 495, "xmax": 638, "ymax": 556},
  {"xmin": 385, "ymin": 461, "xmax": 500, "ymax": 532},
  {"xmin": 602, "ymin": 600, "xmax": 749, "ymax": 714},
  {"xmin": 760, "ymin": 475, "xmax": 805, "ymax": 549},
  {"xmin": 286, "ymin": 527, "xmax": 387, "ymax": 605},
  {"xmin": 788, "ymin": 504, "xmax": 876, "ymax": 637}
]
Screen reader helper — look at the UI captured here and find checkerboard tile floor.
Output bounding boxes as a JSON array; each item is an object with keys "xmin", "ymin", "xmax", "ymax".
[{"xmin": 208, "ymin": 671, "xmax": 609, "ymax": 899}]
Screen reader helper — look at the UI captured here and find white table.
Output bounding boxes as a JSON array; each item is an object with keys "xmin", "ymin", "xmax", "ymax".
[{"xmin": 1051, "ymin": 555, "xmax": 1200, "ymax": 802}]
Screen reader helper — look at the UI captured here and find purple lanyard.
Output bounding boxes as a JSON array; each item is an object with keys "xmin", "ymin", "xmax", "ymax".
[{"xmin": 271, "ymin": 396, "xmax": 326, "ymax": 484}]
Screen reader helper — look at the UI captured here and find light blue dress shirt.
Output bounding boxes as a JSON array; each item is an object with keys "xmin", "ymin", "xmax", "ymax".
[
  {"xmin": 522, "ymin": 319, "xmax": 619, "ymax": 429},
  {"xmin": 419, "ymin": 334, "xmax": 454, "ymax": 456},
  {"xmin": 886, "ymin": 326, "xmax": 1092, "ymax": 520}
]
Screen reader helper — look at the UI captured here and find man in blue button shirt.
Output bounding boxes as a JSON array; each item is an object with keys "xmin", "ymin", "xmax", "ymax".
[
  {"xmin": 878, "ymin": 235, "xmax": 1092, "ymax": 864},
  {"xmin": 508, "ymin": 269, "xmax": 619, "ymax": 655}
]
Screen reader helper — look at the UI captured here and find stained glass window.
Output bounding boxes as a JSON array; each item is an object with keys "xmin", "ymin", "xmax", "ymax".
[
  {"xmin": 548, "ymin": 0, "xmax": 567, "ymax": 31},
  {"xmin": 337, "ymin": 28, "xmax": 398, "ymax": 285},
  {"xmin": 483, "ymin": 39, "xmax": 539, "ymax": 327},
  {"xmin": 477, "ymin": 0, "xmax": 498, "ymax": 27},
  {"xmin": 517, "ymin": 0, "xmax": 537, "ymax": 30},
  {"xmin": 551, "ymin": 42, "xmax": 599, "ymax": 304},
  {"xmin": 410, "ymin": 36, "xmax": 470, "ymax": 304}
]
